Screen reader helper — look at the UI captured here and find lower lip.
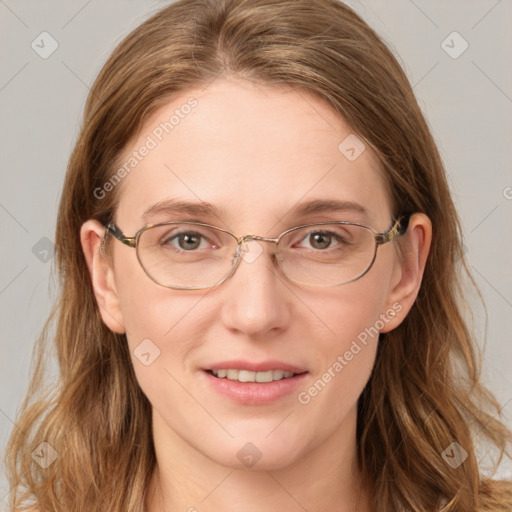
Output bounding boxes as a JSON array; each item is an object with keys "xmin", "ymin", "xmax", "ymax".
[{"xmin": 202, "ymin": 370, "xmax": 309, "ymax": 405}]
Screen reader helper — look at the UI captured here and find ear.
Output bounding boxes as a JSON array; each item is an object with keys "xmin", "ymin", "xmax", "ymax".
[
  {"xmin": 80, "ymin": 219, "xmax": 126, "ymax": 334},
  {"xmin": 380, "ymin": 213, "xmax": 432, "ymax": 333}
]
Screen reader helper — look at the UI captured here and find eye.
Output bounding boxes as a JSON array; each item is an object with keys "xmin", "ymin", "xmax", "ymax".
[
  {"xmin": 161, "ymin": 230, "xmax": 214, "ymax": 251},
  {"xmin": 296, "ymin": 229, "xmax": 349, "ymax": 251}
]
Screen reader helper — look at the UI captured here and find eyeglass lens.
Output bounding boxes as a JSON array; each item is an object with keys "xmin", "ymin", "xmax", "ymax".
[{"xmin": 136, "ymin": 222, "xmax": 378, "ymax": 288}]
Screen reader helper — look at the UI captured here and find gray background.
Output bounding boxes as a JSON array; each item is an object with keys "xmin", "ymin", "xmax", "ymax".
[{"xmin": 1, "ymin": 0, "xmax": 511, "ymax": 504}]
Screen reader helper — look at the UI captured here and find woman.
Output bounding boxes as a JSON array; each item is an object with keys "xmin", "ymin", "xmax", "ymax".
[{"xmin": 5, "ymin": 0, "xmax": 512, "ymax": 511}]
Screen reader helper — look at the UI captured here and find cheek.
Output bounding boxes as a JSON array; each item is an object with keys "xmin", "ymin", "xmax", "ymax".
[
  {"xmin": 111, "ymin": 252, "xmax": 204, "ymax": 386},
  {"xmin": 308, "ymin": 264, "xmax": 391, "ymax": 353},
  {"xmin": 111, "ymin": 246, "xmax": 195, "ymax": 344},
  {"xmin": 118, "ymin": 288, "xmax": 211, "ymax": 418},
  {"xmin": 295, "ymin": 269, "xmax": 392, "ymax": 409}
]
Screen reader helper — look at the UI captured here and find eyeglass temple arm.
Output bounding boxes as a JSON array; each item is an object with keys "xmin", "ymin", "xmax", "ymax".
[
  {"xmin": 105, "ymin": 223, "xmax": 136, "ymax": 248},
  {"xmin": 375, "ymin": 215, "xmax": 411, "ymax": 245}
]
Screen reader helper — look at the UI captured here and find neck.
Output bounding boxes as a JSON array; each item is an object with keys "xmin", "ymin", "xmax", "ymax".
[{"xmin": 145, "ymin": 406, "xmax": 371, "ymax": 512}]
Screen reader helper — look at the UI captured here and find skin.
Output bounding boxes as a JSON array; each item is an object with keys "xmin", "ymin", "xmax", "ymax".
[{"xmin": 81, "ymin": 78, "xmax": 431, "ymax": 512}]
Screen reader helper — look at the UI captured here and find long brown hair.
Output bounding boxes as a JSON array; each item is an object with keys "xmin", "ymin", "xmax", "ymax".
[{"xmin": 4, "ymin": 1, "xmax": 512, "ymax": 510}]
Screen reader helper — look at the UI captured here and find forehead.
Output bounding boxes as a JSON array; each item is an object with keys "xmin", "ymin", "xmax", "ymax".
[{"xmin": 114, "ymin": 79, "xmax": 391, "ymax": 233}]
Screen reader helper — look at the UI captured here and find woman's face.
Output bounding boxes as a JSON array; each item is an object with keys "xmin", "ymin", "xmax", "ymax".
[{"xmin": 86, "ymin": 79, "xmax": 422, "ymax": 470}]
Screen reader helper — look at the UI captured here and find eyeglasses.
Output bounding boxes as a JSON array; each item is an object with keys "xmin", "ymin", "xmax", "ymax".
[{"xmin": 104, "ymin": 215, "xmax": 410, "ymax": 290}]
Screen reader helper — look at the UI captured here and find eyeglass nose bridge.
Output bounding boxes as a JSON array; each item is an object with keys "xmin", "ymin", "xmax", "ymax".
[
  {"xmin": 237, "ymin": 234, "xmax": 279, "ymax": 245},
  {"xmin": 231, "ymin": 234, "xmax": 283, "ymax": 267},
  {"xmin": 235, "ymin": 234, "xmax": 281, "ymax": 257}
]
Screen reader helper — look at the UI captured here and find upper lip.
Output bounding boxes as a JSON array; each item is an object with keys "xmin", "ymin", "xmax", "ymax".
[{"xmin": 205, "ymin": 360, "xmax": 307, "ymax": 374}]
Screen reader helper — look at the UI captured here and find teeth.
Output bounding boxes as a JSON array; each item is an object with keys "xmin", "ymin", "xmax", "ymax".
[
  {"xmin": 227, "ymin": 369, "xmax": 238, "ymax": 380},
  {"xmin": 210, "ymin": 369, "xmax": 296, "ymax": 382}
]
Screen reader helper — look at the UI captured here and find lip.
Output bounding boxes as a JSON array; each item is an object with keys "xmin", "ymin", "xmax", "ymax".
[
  {"xmin": 204, "ymin": 360, "xmax": 307, "ymax": 373},
  {"xmin": 201, "ymin": 365, "xmax": 309, "ymax": 406}
]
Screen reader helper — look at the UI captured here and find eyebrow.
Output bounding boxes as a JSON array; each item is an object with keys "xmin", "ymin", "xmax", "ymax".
[{"xmin": 142, "ymin": 198, "xmax": 368, "ymax": 223}]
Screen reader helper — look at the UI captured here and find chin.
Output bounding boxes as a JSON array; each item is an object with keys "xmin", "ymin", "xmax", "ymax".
[{"xmin": 200, "ymin": 431, "xmax": 309, "ymax": 471}]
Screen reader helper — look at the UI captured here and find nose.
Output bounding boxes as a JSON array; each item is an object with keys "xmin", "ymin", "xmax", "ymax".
[{"xmin": 218, "ymin": 239, "xmax": 291, "ymax": 338}]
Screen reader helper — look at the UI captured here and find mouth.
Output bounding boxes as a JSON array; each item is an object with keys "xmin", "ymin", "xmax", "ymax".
[
  {"xmin": 205, "ymin": 368, "xmax": 304, "ymax": 383},
  {"xmin": 201, "ymin": 361, "xmax": 309, "ymax": 405}
]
